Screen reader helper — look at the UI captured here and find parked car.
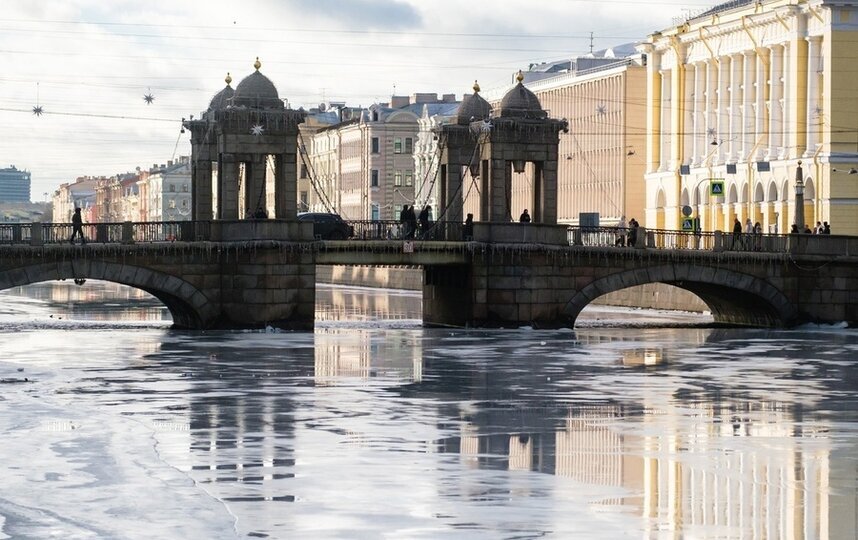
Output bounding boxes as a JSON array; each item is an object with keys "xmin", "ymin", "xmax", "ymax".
[{"xmin": 297, "ymin": 212, "xmax": 353, "ymax": 240}]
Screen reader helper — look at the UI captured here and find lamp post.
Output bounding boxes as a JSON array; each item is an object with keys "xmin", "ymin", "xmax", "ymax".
[{"xmin": 794, "ymin": 160, "xmax": 805, "ymax": 230}]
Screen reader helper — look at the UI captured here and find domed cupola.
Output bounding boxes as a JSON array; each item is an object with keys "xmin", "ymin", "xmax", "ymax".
[
  {"xmin": 499, "ymin": 71, "xmax": 546, "ymax": 119},
  {"xmin": 230, "ymin": 58, "xmax": 283, "ymax": 110},
  {"xmin": 456, "ymin": 80, "xmax": 492, "ymax": 125},
  {"xmin": 207, "ymin": 73, "xmax": 235, "ymax": 111}
]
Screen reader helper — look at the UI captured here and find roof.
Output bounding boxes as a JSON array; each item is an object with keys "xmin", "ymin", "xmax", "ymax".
[{"xmin": 231, "ymin": 70, "xmax": 283, "ymax": 110}]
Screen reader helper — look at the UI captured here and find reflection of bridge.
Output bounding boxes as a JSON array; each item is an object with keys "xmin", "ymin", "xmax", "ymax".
[{"xmin": 1, "ymin": 220, "xmax": 856, "ymax": 329}]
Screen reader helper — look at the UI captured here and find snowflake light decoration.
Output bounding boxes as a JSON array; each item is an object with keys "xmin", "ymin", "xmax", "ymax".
[
  {"xmin": 250, "ymin": 124, "xmax": 265, "ymax": 136},
  {"xmin": 32, "ymin": 105, "xmax": 44, "ymax": 116},
  {"xmin": 706, "ymin": 127, "xmax": 717, "ymax": 137},
  {"xmin": 596, "ymin": 103, "xmax": 607, "ymax": 115},
  {"xmin": 143, "ymin": 93, "xmax": 155, "ymax": 104}
]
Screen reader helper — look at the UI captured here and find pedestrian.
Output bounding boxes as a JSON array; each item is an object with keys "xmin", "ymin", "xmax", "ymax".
[
  {"xmin": 627, "ymin": 217, "xmax": 639, "ymax": 247},
  {"xmin": 615, "ymin": 215, "xmax": 627, "ymax": 246},
  {"xmin": 814, "ymin": 221, "xmax": 822, "ymax": 234},
  {"xmin": 823, "ymin": 221, "xmax": 831, "ymax": 234},
  {"xmin": 791, "ymin": 224, "xmax": 800, "ymax": 234},
  {"xmin": 519, "ymin": 209, "xmax": 531, "ymax": 223},
  {"xmin": 406, "ymin": 205, "xmax": 418, "ymax": 239},
  {"xmin": 399, "ymin": 204, "xmax": 409, "ymax": 239},
  {"xmin": 753, "ymin": 221, "xmax": 762, "ymax": 251},
  {"xmin": 803, "ymin": 224, "xmax": 813, "ymax": 234},
  {"xmin": 732, "ymin": 218, "xmax": 742, "ymax": 249},
  {"xmin": 69, "ymin": 207, "xmax": 86, "ymax": 245},
  {"xmin": 418, "ymin": 205, "xmax": 431, "ymax": 238},
  {"xmin": 463, "ymin": 213, "xmax": 474, "ymax": 240}
]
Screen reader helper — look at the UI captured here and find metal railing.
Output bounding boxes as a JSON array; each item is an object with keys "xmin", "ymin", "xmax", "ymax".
[{"xmin": 0, "ymin": 220, "xmax": 847, "ymax": 256}]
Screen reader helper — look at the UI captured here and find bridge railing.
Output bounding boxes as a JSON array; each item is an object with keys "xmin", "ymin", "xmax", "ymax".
[
  {"xmin": 347, "ymin": 220, "xmax": 465, "ymax": 241},
  {"xmin": 566, "ymin": 226, "xmax": 797, "ymax": 253},
  {"xmin": 0, "ymin": 223, "xmax": 33, "ymax": 244}
]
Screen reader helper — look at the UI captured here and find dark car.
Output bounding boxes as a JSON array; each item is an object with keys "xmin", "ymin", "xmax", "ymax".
[{"xmin": 297, "ymin": 212, "xmax": 353, "ymax": 240}]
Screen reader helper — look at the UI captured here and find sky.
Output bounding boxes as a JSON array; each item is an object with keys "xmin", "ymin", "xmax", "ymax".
[{"xmin": 0, "ymin": 0, "xmax": 714, "ymax": 200}]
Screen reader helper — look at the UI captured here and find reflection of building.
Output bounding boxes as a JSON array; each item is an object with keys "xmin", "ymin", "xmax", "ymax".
[
  {"xmin": 445, "ymin": 400, "xmax": 844, "ymax": 538},
  {"xmin": 638, "ymin": 1, "xmax": 858, "ymax": 234}
]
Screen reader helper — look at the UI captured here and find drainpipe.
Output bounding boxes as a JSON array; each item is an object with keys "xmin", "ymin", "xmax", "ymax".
[
  {"xmin": 810, "ymin": 142, "xmax": 823, "ymax": 223},
  {"xmin": 745, "ymin": 134, "xmax": 766, "ymax": 221}
]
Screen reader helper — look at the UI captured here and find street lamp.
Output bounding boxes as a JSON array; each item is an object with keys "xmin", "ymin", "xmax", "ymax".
[{"xmin": 794, "ymin": 160, "xmax": 805, "ymax": 230}]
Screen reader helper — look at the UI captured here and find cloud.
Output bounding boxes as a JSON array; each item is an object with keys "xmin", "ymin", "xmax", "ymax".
[{"xmin": 281, "ymin": 0, "xmax": 421, "ymax": 30}]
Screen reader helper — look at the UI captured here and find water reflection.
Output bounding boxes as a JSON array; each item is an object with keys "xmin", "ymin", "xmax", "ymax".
[{"xmin": 0, "ymin": 283, "xmax": 856, "ymax": 538}]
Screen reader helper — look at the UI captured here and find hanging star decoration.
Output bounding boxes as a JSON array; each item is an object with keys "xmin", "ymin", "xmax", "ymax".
[
  {"xmin": 250, "ymin": 124, "xmax": 265, "ymax": 136},
  {"xmin": 596, "ymin": 103, "xmax": 607, "ymax": 115},
  {"xmin": 32, "ymin": 82, "xmax": 43, "ymax": 116},
  {"xmin": 706, "ymin": 127, "xmax": 717, "ymax": 137},
  {"xmin": 143, "ymin": 88, "xmax": 155, "ymax": 104}
]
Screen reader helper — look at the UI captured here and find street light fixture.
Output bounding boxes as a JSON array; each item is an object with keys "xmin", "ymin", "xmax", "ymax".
[{"xmin": 794, "ymin": 160, "xmax": 805, "ymax": 230}]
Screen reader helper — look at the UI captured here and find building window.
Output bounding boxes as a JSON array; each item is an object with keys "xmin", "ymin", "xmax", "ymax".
[
  {"xmin": 371, "ymin": 170, "xmax": 379, "ymax": 187},
  {"xmin": 405, "ymin": 170, "xmax": 413, "ymax": 187},
  {"xmin": 371, "ymin": 137, "xmax": 379, "ymax": 154},
  {"xmin": 181, "ymin": 199, "xmax": 188, "ymax": 208},
  {"xmin": 371, "ymin": 204, "xmax": 380, "ymax": 221},
  {"xmin": 394, "ymin": 171, "xmax": 402, "ymax": 186},
  {"xmin": 169, "ymin": 184, "xmax": 176, "ymax": 193},
  {"xmin": 300, "ymin": 191, "xmax": 308, "ymax": 211},
  {"xmin": 169, "ymin": 199, "xmax": 176, "ymax": 209},
  {"xmin": 394, "ymin": 138, "xmax": 402, "ymax": 154},
  {"xmin": 372, "ymin": 111, "xmax": 379, "ymax": 121},
  {"xmin": 405, "ymin": 137, "xmax": 413, "ymax": 154},
  {"xmin": 300, "ymin": 165, "xmax": 308, "ymax": 179},
  {"xmin": 182, "ymin": 184, "xmax": 189, "ymax": 193}
]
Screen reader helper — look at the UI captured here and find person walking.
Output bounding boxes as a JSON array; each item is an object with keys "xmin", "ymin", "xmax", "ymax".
[
  {"xmin": 627, "ymin": 217, "xmax": 639, "ymax": 247},
  {"xmin": 418, "ymin": 205, "xmax": 431, "ymax": 238},
  {"xmin": 823, "ymin": 222, "xmax": 831, "ymax": 234},
  {"xmin": 732, "ymin": 218, "xmax": 742, "ymax": 249},
  {"xmin": 753, "ymin": 221, "xmax": 762, "ymax": 251},
  {"xmin": 406, "ymin": 205, "xmax": 418, "ymax": 239},
  {"xmin": 615, "ymin": 215, "xmax": 627, "ymax": 246},
  {"xmin": 69, "ymin": 207, "xmax": 86, "ymax": 245},
  {"xmin": 463, "ymin": 213, "xmax": 474, "ymax": 240},
  {"xmin": 399, "ymin": 204, "xmax": 410, "ymax": 239},
  {"xmin": 519, "ymin": 209, "xmax": 531, "ymax": 223}
]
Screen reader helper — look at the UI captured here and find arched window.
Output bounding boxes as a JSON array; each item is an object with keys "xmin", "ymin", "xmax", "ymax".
[{"xmin": 767, "ymin": 181, "xmax": 779, "ymax": 202}]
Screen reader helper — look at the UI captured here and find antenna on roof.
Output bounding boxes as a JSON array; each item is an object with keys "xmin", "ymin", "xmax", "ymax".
[{"xmin": 589, "ymin": 32, "xmax": 594, "ymax": 54}]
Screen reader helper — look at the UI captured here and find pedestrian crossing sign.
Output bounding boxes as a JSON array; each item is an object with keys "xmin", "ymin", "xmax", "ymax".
[
  {"xmin": 709, "ymin": 179, "xmax": 725, "ymax": 196},
  {"xmin": 681, "ymin": 218, "xmax": 694, "ymax": 230}
]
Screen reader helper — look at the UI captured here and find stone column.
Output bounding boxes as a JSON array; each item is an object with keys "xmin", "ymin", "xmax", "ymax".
[
  {"xmin": 278, "ymin": 150, "xmax": 298, "ymax": 219},
  {"xmin": 728, "ymin": 53, "xmax": 742, "ymax": 161},
  {"xmin": 445, "ymin": 161, "xmax": 464, "ymax": 223},
  {"xmin": 706, "ymin": 59, "xmax": 718, "ymax": 155},
  {"xmin": 219, "ymin": 153, "xmax": 239, "ymax": 220},
  {"xmin": 742, "ymin": 51, "xmax": 756, "ymax": 159},
  {"xmin": 244, "ymin": 154, "xmax": 266, "ymax": 216},
  {"xmin": 489, "ymin": 159, "xmax": 511, "ymax": 222},
  {"xmin": 779, "ymin": 43, "xmax": 790, "ymax": 159},
  {"xmin": 192, "ymin": 158, "xmax": 213, "ymax": 221},
  {"xmin": 717, "ymin": 56, "xmax": 730, "ymax": 164},
  {"xmin": 768, "ymin": 45, "xmax": 784, "ymax": 160},
  {"xmin": 805, "ymin": 36, "xmax": 821, "ymax": 156},
  {"xmin": 754, "ymin": 49, "xmax": 767, "ymax": 161},
  {"xmin": 692, "ymin": 62, "xmax": 702, "ymax": 166},
  {"xmin": 539, "ymin": 160, "xmax": 558, "ymax": 225},
  {"xmin": 659, "ymin": 70, "xmax": 670, "ymax": 171}
]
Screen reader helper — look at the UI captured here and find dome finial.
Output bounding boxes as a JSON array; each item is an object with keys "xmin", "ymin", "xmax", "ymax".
[
  {"xmin": 515, "ymin": 70, "xmax": 524, "ymax": 83},
  {"xmin": 473, "ymin": 80, "xmax": 481, "ymax": 93},
  {"xmin": 225, "ymin": 72, "xmax": 232, "ymax": 85},
  {"xmin": 254, "ymin": 57, "xmax": 261, "ymax": 71}
]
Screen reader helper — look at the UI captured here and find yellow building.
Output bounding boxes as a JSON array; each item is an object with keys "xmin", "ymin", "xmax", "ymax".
[{"xmin": 639, "ymin": 0, "xmax": 858, "ymax": 234}]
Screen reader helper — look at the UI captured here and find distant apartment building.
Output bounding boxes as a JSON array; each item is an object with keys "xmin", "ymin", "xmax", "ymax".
[
  {"xmin": 0, "ymin": 166, "xmax": 32, "ymax": 203},
  {"xmin": 483, "ymin": 46, "xmax": 647, "ymax": 226},
  {"xmin": 52, "ymin": 177, "xmax": 100, "ymax": 223},
  {"xmin": 300, "ymin": 94, "xmax": 458, "ymax": 220},
  {"xmin": 141, "ymin": 157, "xmax": 192, "ymax": 222}
]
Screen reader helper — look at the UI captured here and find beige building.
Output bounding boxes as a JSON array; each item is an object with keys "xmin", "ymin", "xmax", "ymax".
[
  {"xmin": 300, "ymin": 94, "xmax": 458, "ymax": 221},
  {"xmin": 638, "ymin": 0, "xmax": 858, "ymax": 234},
  {"xmin": 484, "ymin": 52, "xmax": 647, "ymax": 226}
]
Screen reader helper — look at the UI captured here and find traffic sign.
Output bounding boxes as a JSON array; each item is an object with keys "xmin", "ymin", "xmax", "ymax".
[
  {"xmin": 709, "ymin": 179, "xmax": 725, "ymax": 196},
  {"xmin": 681, "ymin": 218, "xmax": 694, "ymax": 230}
]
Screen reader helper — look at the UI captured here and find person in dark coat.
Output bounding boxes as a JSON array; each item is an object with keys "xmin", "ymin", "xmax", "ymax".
[
  {"xmin": 463, "ymin": 213, "xmax": 474, "ymax": 240},
  {"xmin": 732, "ymin": 218, "xmax": 742, "ymax": 249},
  {"xmin": 519, "ymin": 209, "xmax": 531, "ymax": 223},
  {"xmin": 406, "ymin": 205, "xmax": 418, "ymax": 239},
  {"xmin": 418, "ymin": 205, "xmax": 431, "ymax": 238},
  {"xmin": 69, "ymin": 207, "xmax": 86, "ymax": 245},
  {"xmin": 399, "ymin": 204, "xmax": 410, "ymax": 239}
]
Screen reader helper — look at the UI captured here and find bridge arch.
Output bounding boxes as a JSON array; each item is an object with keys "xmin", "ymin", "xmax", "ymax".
[
  {"xmin": 0, "ymin": 261, "xmax": 218, "ymax": 328},
  {"xmin": 565, "ymin": 264, "xmax": 798, "ymax": 327}
]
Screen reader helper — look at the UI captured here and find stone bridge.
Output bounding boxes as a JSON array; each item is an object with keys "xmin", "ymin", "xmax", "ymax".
[{"xmin": 1, "ymin": 221, "xmax": 856, "ymax": 329}]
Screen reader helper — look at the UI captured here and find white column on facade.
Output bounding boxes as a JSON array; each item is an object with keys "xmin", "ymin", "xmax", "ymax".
[
  {"xmin": 707, "ymin": 59, "xmax": 718, "ymax": 159},
  {"xmin": 805, "ymin": 36, "xmax": 821, "ymax": 155},
  {"xmin": 659, "ymin": 69, "xmax": 670, "ymax": 171},
  {"xmin": 717, "ymin": 56, "xmax": 730, "ymax": 164},
  {"xmin": 779, "ymin": 42, "xmax": 790, "ymax": 160},
  {"xmin": 692, "ymin": 62, "xmax": 702, "ymax": 166},
  {"xmin": 742, "ymin": 51, "xmax": 755, "ymax": 159},
  {"xmin": 728, "ymin": 53, "xmax": 742, "ymax": 161},
  {"xmin": 684, "ymin": 63, "xmax": 695, "ymax": 168},
  {"xmin": 754, "ymin": 49, "xmax": 767, "ymax": 161},
  {"xmin": 768, "ymin": 45, "xmax": 784, "ymax": 160}
]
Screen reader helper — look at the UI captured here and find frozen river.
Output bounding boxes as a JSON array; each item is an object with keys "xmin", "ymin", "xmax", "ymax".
[{"xmin": 0, "ymin": 280, "xmax": 856, "ymax": 539}]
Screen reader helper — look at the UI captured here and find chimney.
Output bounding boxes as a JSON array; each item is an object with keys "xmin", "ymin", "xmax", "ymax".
[
  {"xmin": 389, "ymin": 96, "xmax": 409, "ymax": 109},
  {"xmin": 442, "ymin": 94, "xmax": 456, "ymax": 103},
  {"xmin": 167, "ymin": 160, "xmax": 173, "ymax": 167},
  {"xmin": 410, "ymin": 93, "xmax": 438, "ymax": 104}
]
